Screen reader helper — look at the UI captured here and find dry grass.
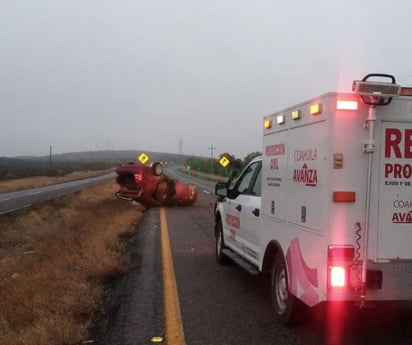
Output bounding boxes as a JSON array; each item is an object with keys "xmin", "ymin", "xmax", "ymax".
[
  {"xmin": 0, "ymin": 180, "xmax": 144, "ymax": 345},
  {"xmin": 0, "ymin": 170, "xmax": 111, "ymax": 193}
]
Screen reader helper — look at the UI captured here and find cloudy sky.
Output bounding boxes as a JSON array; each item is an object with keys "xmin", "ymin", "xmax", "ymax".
[{"xmin": 1, "ymin": 0, "xmax": 412, "ymax": 159}]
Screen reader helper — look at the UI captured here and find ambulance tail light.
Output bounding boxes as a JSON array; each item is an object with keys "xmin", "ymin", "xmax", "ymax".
[
  {"xmin": 327, "ymin": 245, "xmax": 354, "ymax": 289},
  {"xmin": 329, "ymin": 266, "xmax": 346, "ymax": 288}
]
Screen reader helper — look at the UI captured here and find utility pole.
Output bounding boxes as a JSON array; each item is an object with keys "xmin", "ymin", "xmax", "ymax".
[
  {"xmin": 178, "ymin": 137, "xmax": 183, "ymax": 155},
  {"xmin": 208, "ymin": 145, "xmax": 216, "ymax": 160},
  {"xmin": 49, "ymin": 145, "xmax": 53, "ymax": 176}
]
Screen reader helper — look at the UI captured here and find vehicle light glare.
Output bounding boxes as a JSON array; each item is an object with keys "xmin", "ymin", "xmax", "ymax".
[
  {"xmin": 264, "ymin": 119, "xmax": 272, "ymax": 129},
  {"xmin": 330, "ymin": 266, "xmax": 346, "ymax": 288},
  {"xmin": 336, "ymin": 100, "xmax": 358, "ymax": 110}
]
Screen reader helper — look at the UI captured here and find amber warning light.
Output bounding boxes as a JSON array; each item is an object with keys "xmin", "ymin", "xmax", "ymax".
[{"xmin": 310, "ymin": 103, "xmax": 322, "ymax": 115}]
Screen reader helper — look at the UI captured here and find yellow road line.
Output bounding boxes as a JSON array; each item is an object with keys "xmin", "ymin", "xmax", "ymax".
[{"xmin": 160, "ymin": 207, "xmax": 185, "ymax": 345}]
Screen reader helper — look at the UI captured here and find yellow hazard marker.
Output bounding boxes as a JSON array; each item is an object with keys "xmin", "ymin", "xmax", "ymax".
[
  {"xmin": 138, "ymin": 153, "xmax": 149, "ymax": 164},
  {"xmin": 219, "ymin": 156, "xmax": 230, "ymax": 167},
  {"xmin": 160, "ymin": 208, "xmax": 185, "ymax": 345}
]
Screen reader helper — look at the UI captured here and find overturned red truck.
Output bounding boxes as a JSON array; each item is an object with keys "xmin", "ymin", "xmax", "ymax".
[{"xmin": 115, "ymin": 161, "xmax": 198, "ymax": 207}]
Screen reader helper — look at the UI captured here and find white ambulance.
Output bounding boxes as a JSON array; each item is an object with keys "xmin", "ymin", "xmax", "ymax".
[{"xmin": 214, "ymin": 74, "xmax": 412, "ymax": 325}]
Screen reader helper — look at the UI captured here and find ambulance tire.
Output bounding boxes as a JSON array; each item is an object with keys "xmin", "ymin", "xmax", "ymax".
[
  {"xmin": 270, "ymin": 254, "xmax": 300, "ymax": 326},
  {"xmin": 215, "ymin": 220, "xmax": 229, "ymax": 265}
]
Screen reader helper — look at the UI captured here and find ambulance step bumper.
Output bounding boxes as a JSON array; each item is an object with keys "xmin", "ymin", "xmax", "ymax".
[
  {"xmin": 365, "ymin": 260, "xmax": 412, "ymax": 300},
  {"xmin": 221, "ymin": 248, "xmax": 259, "ymax": 276}
]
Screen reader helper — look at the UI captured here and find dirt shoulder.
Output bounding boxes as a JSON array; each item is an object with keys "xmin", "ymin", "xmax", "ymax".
[{"xmin": 0, "ymin": 180, "xmax": 144, "ymax": 345}]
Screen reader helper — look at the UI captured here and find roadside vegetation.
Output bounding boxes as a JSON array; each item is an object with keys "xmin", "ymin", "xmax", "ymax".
[
  {"xmin": 185, "ymin": 151, "xmax": 261, "ymax": 178},
  {"xmin": 0, "ymin": 180, "xmax": 143, "ymax": 345},
  {"xmin": 0, "ymin": 170, "xmax": 111, "ymax": 193},
  {"xmin": 0, "ymin": 156, "xmax": 113, "ymax": 181}
]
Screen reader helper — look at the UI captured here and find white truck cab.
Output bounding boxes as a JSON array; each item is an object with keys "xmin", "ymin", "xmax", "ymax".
[
  {"xmin": 215, "ymin": 157, "xmax": 262, "ymax": 268},
  {"xmin": 214, "ymin": 74, "xmax": 412, "ymax": 325}
]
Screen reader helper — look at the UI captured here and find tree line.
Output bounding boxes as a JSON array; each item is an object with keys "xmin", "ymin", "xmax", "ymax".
[{"xmin": 184, "ymin": 151, "xmax": 261, "ymax": 178}]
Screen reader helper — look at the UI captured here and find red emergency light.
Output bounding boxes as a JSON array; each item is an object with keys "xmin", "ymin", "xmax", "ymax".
[{"xmin": 336, "ymin": 100, "xmax": 358, "ymax": 110}]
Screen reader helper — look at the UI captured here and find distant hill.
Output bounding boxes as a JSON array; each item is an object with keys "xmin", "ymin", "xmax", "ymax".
[{"xmin": 0, "ymin": 150, "xmax": 198, "ymax": 180}]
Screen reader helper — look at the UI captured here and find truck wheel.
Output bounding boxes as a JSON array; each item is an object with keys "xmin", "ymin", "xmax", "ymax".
[
  {"xmin": 270, "ymin": 255, "xmax": 298, "ymax": 325},
  {"xmin": 215, "ymin": 220, "xmax": 229, "ymax": 265}
]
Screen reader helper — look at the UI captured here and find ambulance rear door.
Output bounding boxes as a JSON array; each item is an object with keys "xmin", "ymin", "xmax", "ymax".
[{"xmin": 376, "ymin": 120, "xmax": 412, "ymax": 260}]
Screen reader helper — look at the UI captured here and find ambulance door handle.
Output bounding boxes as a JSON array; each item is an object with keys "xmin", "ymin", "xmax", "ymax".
[
  {"xmin": 235, "ymin": 204, "xmax": 242, "ymax": 212},
  {"xmin": 252, "ymin": 208, "xmax": 260, "ymax": 217}
]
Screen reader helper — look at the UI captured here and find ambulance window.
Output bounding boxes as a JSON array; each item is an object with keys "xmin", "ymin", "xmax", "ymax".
[
  {"xmin": 251, "ymin": 167, "xmax": 262, "ymax": 196},
  {"xmin": 236, "ymin": 161, "xmax": 260, "ymax": 195}
]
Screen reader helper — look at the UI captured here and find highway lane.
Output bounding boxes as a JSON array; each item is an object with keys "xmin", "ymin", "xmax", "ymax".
[
  {"xmin": 0, "ymin": 172, "xmax": 115, "ymax": 215},
  {"xmin": 96, "ymin": 170, "xmax": 412, "ymax": 345},
  {"xmin": 164, "ymin": 165, "xmax": 222, "ymax": 196}
]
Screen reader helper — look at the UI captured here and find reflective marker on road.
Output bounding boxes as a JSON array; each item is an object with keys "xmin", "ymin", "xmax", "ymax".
[{"xmin": 151, "ymin": 336, "xmax": 164, "ymax": 343}]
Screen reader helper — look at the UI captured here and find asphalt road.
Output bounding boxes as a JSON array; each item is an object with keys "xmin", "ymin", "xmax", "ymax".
[
  {"xmin": 0, "ymin": 172, "xmax": 115, "ymax": 215},
  {"xmin": 95, "ymin": 170, "xmax": 412, "ymax": 345}
]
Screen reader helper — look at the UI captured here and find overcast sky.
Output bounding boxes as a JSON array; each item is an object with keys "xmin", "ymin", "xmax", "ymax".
[{"xmin": 1, "ymin": 0, "xmax": 412, "ymax": 159}]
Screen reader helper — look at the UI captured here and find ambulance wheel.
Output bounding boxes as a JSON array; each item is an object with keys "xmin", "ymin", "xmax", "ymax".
[
  {"xmin": 215, "ymin": 220, "xmax": 229, "ymax": 265},
  {"xmin": 270, "ymin": 255, "xmax": 299, "ymax": 325}
]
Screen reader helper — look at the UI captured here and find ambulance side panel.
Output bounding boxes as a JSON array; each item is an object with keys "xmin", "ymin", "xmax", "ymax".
[{"xmin": 261, "ymin": 93, "xmax": 371, "ymax": 305}]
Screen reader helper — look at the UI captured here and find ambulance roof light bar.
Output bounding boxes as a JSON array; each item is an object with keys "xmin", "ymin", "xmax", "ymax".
[{"xmin": 352, "ymin": 73, "xmax": 401, "ymax": 106}]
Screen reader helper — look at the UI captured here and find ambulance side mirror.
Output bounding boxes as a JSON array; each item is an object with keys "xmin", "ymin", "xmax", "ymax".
[{"xmin": 215, "ymin": 181, "xmax": 228, "ymax": 197}]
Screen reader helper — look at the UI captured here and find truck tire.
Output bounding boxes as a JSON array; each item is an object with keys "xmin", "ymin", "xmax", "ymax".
[
  {"xmin": 215, "ymin": 220, "xmax": 229, "ymax": 265},
  {"xmin": 270, "ymin": 254, "xmax": 299, "ymax": 325}
]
